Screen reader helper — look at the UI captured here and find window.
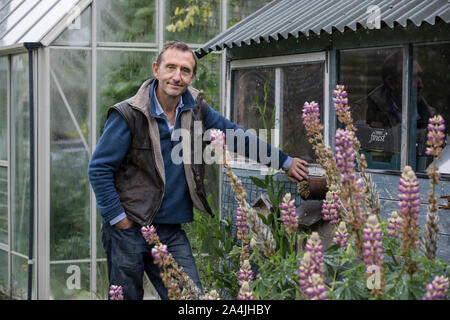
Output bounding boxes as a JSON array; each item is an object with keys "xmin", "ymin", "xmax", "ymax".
[
  {"xmin": 340, "ymin": 48, "xmax": 403, "ymax": 170},
  {"xmin": 413, "ymin": 43, "xmax": 450, "ymax": 173},
  {"xmin": 230, "ymin": 53, "xmax": 326, "ymax": 169}
]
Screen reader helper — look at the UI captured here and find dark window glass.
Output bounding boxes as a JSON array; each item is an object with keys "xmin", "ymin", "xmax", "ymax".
[
  {"xmin": 413, "ymin": 43, "xmax": 450, "ymax": 173},
  {"xmin": 282, "ymin": 63, "xmax": 324, "ymax": 162},
  {"xmin": 340, "ymin": 48, "xmax": 403, "ymax": 170}
]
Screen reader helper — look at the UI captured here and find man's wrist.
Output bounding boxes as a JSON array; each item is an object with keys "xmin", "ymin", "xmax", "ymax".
[
  {"xmin": 110, "ymin": 212, "xmax": 127, "ymax": 225},
  {"xmin": 282, "ymin": 156, "xmax": 293, "ymax": 171}
]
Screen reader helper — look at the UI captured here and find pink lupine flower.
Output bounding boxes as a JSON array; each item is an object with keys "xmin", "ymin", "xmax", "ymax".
[
  {"xmin": 333, "ymin": 221, "xmax": 350, "ymax": 248},
  {"xmin": 387, "ymin": 211, "xmax": 402, "ymax": 238},
  {"xmin": 301, "ymin": 101, "xmax": 322, "ymax": 135},
  {"xmin": 109, "ymin": 285, "xmax": 123, "ymax": 300},
  {"xmin": 141, "ymin": 225, "xmax": 158, "ymax": 245},
  {"xmin": 237, "ymin": 281, "xmax": 255, "ymax": 300},
  {"xmin": 321, "ymin": 191, "xmax": 341, "ymax": 224},
  {"xmin": 297, "ymin": 252, "xmax": 328, "ymax": 300},
  {"xmin": 236, "ymin": 207, "xmax": 249, "ymax": 241},
  {"xmin": 151, "ymin": 244, "xmax": 171, "ymax": 267},
  {"xmin": 362, "ymin": 215, "xmax": 384, "ymax": 267},
  {"xmin": 333, "ymin": 85, "xmax": 353, "ymax": 127},
  {"xmin": 210, "ymin": 129, "xmax": 226, "ymax": 150},
  {"xmin": 304, "ymin": 232, "xmax": 325, "ymax": 275},
  {"xmin": 398, "ymin": 166, "xmax": 420, "ymax": 255},
  {"xmin": 423, "ymin": 275, "xmax": 449, "ymax": 300},
  {"xmin": 237, "ymin": 260, "xmax": 254, "ymax": 287},
  {"xmin": 279, "ymin": 193, "xmax": 299, "ymax": 234},
  {"xmin": 426, "ymin": 115, "xmax": 446, "ymax": 157},
  {"xmin": 335, "ymin": 129, "xmax": 356, "ymax": 184}
]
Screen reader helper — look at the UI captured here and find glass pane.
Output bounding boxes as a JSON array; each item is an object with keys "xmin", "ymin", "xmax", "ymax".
[
  {"xmin": 227, "ymin": 0, "xmax": 271, "ymax": 27},
  {"xmin": 50, "ymin": 263, "xmax": 90, "ymax": 299},
  {"xmin": 0, "ymin": 249, "xmax": 7, "ymax": 294},
  {"xmin": 50, "ymin": 49, "xmax": 91, "ymax": 261},
  {"xmin": 52, "ymin": 6, "xmax": 91, "ymax": 47},
  {"xmin": 0, "ymin": 167, "xmax": 7, "ymax": 245},
  {"xmin": 193, "ymin": 53, "xmax": 220, "ymax": 111},
  {"xmin": 11, "ymin": 254, "xmax": 27, "ymax": 299},
  {"xmin": 97, "ymin": 0, "xmax": 156, "ymax": 43},
  {"xmin": 413, "ymin": 43, "xmax": 450, "ymax": 173},
  {"xmin": 96, "ymin": 50, "xmax": 155, "ymax": 137},
  {"xmin": 232, "ymin": 67, "xmax": 275, "ymax": 133},
  {"xmin": 0, "ymin": 56, "xmax": 7, "ymax": 161},
  {"xmin": 282, "ymin": 63, "xmax": 324, "ymax": 163},
  {"xmin": 165, "ymin": 0, "xmax": 220, "ymax": 44},
  {"xmin": 340, "ymin": 48, "xmax": 403, "ymax": 170},
  {"xmin": 11, "ymin": 53, "xmax": 29, "ymax": 255}
]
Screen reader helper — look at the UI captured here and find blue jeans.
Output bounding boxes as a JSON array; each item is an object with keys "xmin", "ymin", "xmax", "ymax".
[{"xmin": 101, "ymin": 222, "xmax": 203, "ymax": 300}]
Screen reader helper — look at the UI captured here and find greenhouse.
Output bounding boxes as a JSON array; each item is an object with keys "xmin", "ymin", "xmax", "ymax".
[
  {"xmin": 0, "ymin": 0, "xmax": 274, "ymax": 300},
  {"xmin": 1, "ymin": 0, "xmax": 450, "ymax": 301}
]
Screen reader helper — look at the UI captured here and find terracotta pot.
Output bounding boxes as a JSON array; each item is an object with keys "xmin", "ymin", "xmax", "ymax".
[{"xmin": 297, "ymin": 176, "xmax": 328, "ymax": 200}]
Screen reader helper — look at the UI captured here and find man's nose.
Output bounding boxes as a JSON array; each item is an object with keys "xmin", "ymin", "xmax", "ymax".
[{"xmin": 172, "ymin": 68, "xmax": 182, "ymax": 82}]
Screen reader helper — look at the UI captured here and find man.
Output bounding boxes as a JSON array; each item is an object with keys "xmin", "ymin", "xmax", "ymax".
[{"xmin": 88, "ymin": 40, "xmax": 309, "ymax": 300}]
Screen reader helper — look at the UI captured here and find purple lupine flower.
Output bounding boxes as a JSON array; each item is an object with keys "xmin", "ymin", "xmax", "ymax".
[
  {"xmin": 297, "ymin": 252, "xmax": 328, "ymax": 300},
  {"xmin": 279, "ymin": 193, "xmax": 299, "ymax": 234},
  {"xmin": 237, "ymin": 281, "xmax": 255, "ymax": 300},
  {"xmin": 151, "ymin": 244, "xmax": 170, "ymax": 267},
  {"xmin": 141, "ymin": 225, "xmax": 158, "ymax": 245},
  {"xmin": 423, "ymin": 275, "xmax": 449, "ymax": 300},
  {"xmin": 304, "ymin": 232, "xmax": 325, "ymax": 275},
  {"xmin": 237, "ymin": 260, "xmax": 254, "ymax": 287},
  {"xmin": 321, "ymin": 191, "xmax": 341, "ymax": 224},
  {"xmin": 333, "ymin": 221, "xmax": 350, "ymax": 248},
  {"xmin": 398, "ymin": 166, "xmax": 420, "ymax": 254},
  {"xmin": 109, "ymin": 285, "xmax": 123, "ymax": 300},
  {"xmin": 301, "ymin": 101, "xmax": 322, "ymax": 136},
  {"xmin": 362, "ymin": 215, "xmax": 384, "ymax": 267},
  {"xmin": 334, "ymin": 129, "xmax": 356, "ymax": 184},
  {"xmin": 236, "ymin": 207, "xmax": 249, "ymax": 241},
  {"xmin": 333, "ymin": 85, "xmax": 349, "ymax": 113},
  {"xmin": 426, "ymin": 115, "xmax": 446, "ymax": 157},
  {"xmin": 387, "ymin": 211, "xmax": 402, "ymax": 238}
]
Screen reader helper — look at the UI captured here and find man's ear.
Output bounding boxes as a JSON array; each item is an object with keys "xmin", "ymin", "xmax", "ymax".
[{"xmin": 152, "ymin": 61, "xmax": 159, "ymax": 79}]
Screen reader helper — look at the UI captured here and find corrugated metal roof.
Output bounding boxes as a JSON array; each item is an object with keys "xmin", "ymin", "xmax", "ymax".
[
  {"xmin": 195, "ymin": 0, "xmax": 450, "ymax": 58},
  {"xmin": 0, "ymin": 0, "xmax": 83, "ymax": 47}
]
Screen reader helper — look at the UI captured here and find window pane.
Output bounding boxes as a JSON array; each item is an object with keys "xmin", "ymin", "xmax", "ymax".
[
  {"xmin": 227, "ymin": 0, "xmax": 271, "ymax": 27},
  {"xmin": 96, "ymin": 50, "xmax": 155, "ymax": 137},
  {"xmin": 0, "ymin": 167, "xmax": 7, "ymax": 245},
  {"xmin": 232, "ymin": 68, "xmax": 275, "ymax": 133},
  {"xmin": 11, "ymin": 53, "xmax": 29, "ymax": 255},
  {"xmin": 0, "ymin": 249, "xmax": 7, "ymax": 294},
  {"xmin": 340, "ymin": 48, "xmax": 403, "ymax": 170},
  {"xmin": 0, "ymin": 56, "xmax": 6, "ymax": 161},
  {"xmin": 50, "ymin": 263, "xmax": 90, "ymax": 299},
  {"xmin": 193, "ymin": 53, "xmax": 220, "ymax": 111},
  {"xmin": 282, "ymin": 63, "xmax": 324, "ymax": 162},
  {"xmin": 52, "ymin": 6, "xmax": 91, "ymax": 47},
  {"xmin": 413, "ymin": 43, "xmax": 450, "ymax": 173},
  {"xmin": 11, "ymin": 254, "xmax": 28, "ymax": 299},
  {"xmin": 50, "ymin": 49, "xmax": 91, "ymax": 261},
  {"xmin": 165, "ymin": 0, "xmax": 220, "ymax": 44},
  {"xmin": 97, "ymin": 0, "xmax": 156, "ymax": 43}
]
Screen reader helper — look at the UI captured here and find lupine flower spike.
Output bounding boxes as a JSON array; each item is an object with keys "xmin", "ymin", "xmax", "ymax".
[
  {"xmin": 109, "ymin": 285, "xmax": 123, "ymax": 300},
  {"xmin": 298, "ymin": 232, "xmax": 328, "ymax": 300},
  {"xmin": 279, "ymin": 193, "xmax": 299, "ymax": 234},
  {"xmin": 321, "ymin": 190, "xmax": 341, "ymax": 224},
  {"xmin": 362, "ymin": 215, "xmax": 385, "ymax": 297},
  {"xmin": 210, "ymin": 129, "xmax": 276, "ymax": 257},
  {"xmin": 333, "ymin": 221, "xmax": 350, "ymax": 248},
  {"xmin": 387, "ymin": 211, "xmax": 402, "ymax": 238},
  {"xmin": 423, "ymin": 275, "xmax": 449, "ymax": 300},
  {"xmin": 398, "ymin": 166, "xmax": 420, "ymax": 274},
  {"xmin": 424, "ymin": 115, "xmax": 446, "ymax": 260}
]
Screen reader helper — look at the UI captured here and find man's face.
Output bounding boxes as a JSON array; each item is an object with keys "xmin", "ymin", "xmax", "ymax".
[{"xmin": 153, "ymin": 48, "xmax": 196, "ymax": 99}]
